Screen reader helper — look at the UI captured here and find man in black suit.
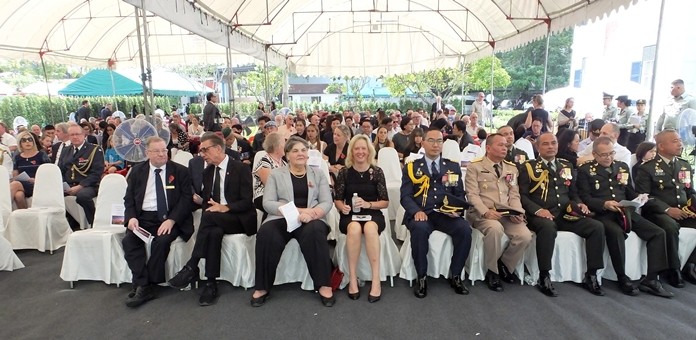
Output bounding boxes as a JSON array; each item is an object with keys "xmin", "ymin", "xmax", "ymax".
[
  {"xmin": 224, "ymin": 125, "xmax": 254, "ymax": 164},
  {"xmin": 360, "ymin": 118, "xmax": 376, "ymax": 142},
  {"xmin": 202, "ymin": 92, "xmax": 221, "ymax": 132},
  {"xmin": 451, "ymin": 121, "xmax": 474, "ymax": 151},
  {"xmin": 51, "ymin": 123, "xmax": 70, "ymax": 164},
  {"xmin": 168, "ymin": 133, "xmax": 257, "ymax": 306},
  {"xmin": 122, "ymin": 136, "xmax": 194, "ymax": 308},
  {"xmin": 75, "ymin": 100, "xmax": 91, "ymax": 122},
  {"xmin": 59, "ymin": 124, "xmax": 104, "ymax": 227}
]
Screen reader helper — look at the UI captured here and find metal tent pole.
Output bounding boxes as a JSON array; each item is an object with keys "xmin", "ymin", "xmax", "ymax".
[
  {"xmin": 38, "ymin": 52, "xmax": 57, "ymax": 123},
  {"xmin": 543, "ymin": 33, "xmax": 551, "ymax": 94},
  {"xmin": 140, "ymin": 2, "xmax": 156, "ymax": 117},
  {"xmin": 647, "ymin": 0, "xmax": 667, "ymax": 139},
  {"xmin": 226, "ymin": 33, "xmax": 235, "ymax": 116},
  {"xmin": 133, "ymin": 5, "xmax": 150, "ymax": 117},
  {"xmin": 264, "ymin": 47, "xmax": 271, "ymax": 108}
]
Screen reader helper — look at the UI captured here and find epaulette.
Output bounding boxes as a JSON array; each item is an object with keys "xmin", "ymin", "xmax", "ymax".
[
  {"xmin": 503, "ymin": 159, "xmax": 515, "ymax": 166},
  {"xmin": 557, "ymin": 158, "xmax": 570, "ymax": 164},
  {"xmin": 470, "ymin": 157, "xmax": 483, "ymax": 163},
  {"xmin": 677, "ymin": 156, "xmax": 689, "ymax": 163}
]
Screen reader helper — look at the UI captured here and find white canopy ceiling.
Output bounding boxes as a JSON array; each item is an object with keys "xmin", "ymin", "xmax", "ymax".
[{"xmin": 0, "ymin": 0, "xmax": 644, "ymax": 76}]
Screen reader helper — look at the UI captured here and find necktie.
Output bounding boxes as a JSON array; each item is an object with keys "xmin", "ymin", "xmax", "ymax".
[
  {"xmin": 213, "ymin": 166, "xmax": 222, "ymax": 203},
  {"xmin": 547, "ymin": 161, "xmax": 556, "ymax": 173},
  {"xmin": 154, "ymin": 168, "xmax": 167, "ymax": 221},
  {"xmin": 494, "ymin": 164, "xmax": 501, "ymax": 178},
  {"xmin": 431, "ymin": 161, "xmax": 439, "ymax": 179}
]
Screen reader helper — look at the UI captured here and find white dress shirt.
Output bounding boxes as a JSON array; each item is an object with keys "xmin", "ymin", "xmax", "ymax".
[
  {"xmin": 142, "ymin": 163, "xmax": 168, "ymax": 211},
  {"xmin": 213, "ymin": 155, "xmax": 229, "ymax": 205}
]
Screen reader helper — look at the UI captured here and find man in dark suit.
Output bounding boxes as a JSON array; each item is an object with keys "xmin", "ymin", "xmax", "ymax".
[
  {"xmin": 498, "ymin": 125, "xmax": 529, "ymax": 166},
  {"xmin": 51, "ymin": 123, "xmax": 70, "ymax": 164},
  {"xmin": 401, "ymin": 127, "xmax": 471, "ymax": 298},
  {"xmin": 75, "ymin": 100, "xmax": 91, "ymax": 122},
  {"xmin": 168, "ymin": 133, "xmax": 257, "ymax": 306},
  {"xmin": 202, "ymin": 92, "xmax": 221, "ymax": 132},
  {"xmin": 122, "ymin": 136, "xmax": 193, "ymax": 308},
  {"xmin": 518, "ymin": 132, "xmax": 605, "ymax": 297},
  {"xmin": 451, "ymin": 121, "xmax": 474, "ymax": 151},
  {"xmin": 224, "ymin": 125, "xmax": 254, "ymax": 165},
  {"xmin": 635, "ymin": 129, "xmax": 696, "ymax": 287},
  {"xmin": 578, "ymin": 137, "xmax": 671, "ymax": 298},
  {"xmin": 59, "ymin": 124, "xmax": 104, "ymax": 227}
]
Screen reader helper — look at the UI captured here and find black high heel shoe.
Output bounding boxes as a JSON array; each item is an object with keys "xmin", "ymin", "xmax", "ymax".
[
  {"xmin": 250, "ymin": 292, "xmax": 270, "ymax": 307},
  {"xmin": 347, "ymin": 290, "xmax": 360, "ymax": 300},
  {"xmin": 367, "ymin": 294, "xmax": 381, "ymax": 303},
  {"xmin": 320, "ymin": 294, "xmax": 336, "ymax": 307}
]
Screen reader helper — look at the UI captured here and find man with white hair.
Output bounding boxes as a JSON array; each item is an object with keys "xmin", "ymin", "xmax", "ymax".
[
  {"xmin": 577, "ymin": 122, "xmax": 631, "ymax": 166},
  {"xmin": 472, "ymin": 92, "xmax": 486, "ymax": 117}
]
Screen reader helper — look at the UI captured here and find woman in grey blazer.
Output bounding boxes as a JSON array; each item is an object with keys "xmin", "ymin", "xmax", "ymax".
[{"xmin": 251, "ymin": 136, "xmax": 335, "ymax": 307}]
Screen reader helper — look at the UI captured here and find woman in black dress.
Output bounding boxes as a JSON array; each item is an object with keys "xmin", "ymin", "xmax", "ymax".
[
  {"xmin": 556, "ymin": 128, "xmax": 580, "ymax": 168},
  {"xmin": 334, "ymin": 134, "xmax": 389, "ymax": 303},
  {"xmin": 557, "ymin": 97, "xmax": 576, "ymax": 131},
  {"xmin": 324, "ymin": 125, "xmax": 351, "ymax": 179},
  {"xmin": 10, "ymin": 131, "xmax": 51, "ymax": 209}
]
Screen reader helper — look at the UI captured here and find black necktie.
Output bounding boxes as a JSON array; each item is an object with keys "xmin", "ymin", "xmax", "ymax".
[
  {"xmin": 547, "ymin": 161, "xmax": 556, "ymax": 173},
  {"xmin": 213, "ymin": 167, "xmax": 221, "ymax": 203},
  {"xmin": 494, "ymin": 164, "xmax": 501, "ymax": 178},
  {"xmin": 154, "ymin": 168, "xmax": 167, "ymax": 221},
  {"xmin": 431, "ymin": 161, "xmax": 439, "ymax": 179}
]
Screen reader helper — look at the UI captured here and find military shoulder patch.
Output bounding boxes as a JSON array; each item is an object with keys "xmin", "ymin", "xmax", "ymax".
[{"xmin": 470, "ymin": 157, "xmax": 484, "ymax": 163}]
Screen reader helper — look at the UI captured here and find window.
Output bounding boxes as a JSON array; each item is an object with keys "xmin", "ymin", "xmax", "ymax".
[
  {"xmin": 630, "ymin": 62, "xmax": 642, "ymax": 83},
  {"xmin": 573, "ymin": 70, "xmax": 582, "ymax": 88},
  {"xmin": 311, "ymin": 96, "xmax": 322, "ymax": 103}
]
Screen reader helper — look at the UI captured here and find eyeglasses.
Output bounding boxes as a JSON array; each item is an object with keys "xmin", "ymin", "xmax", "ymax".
[
  {"xmin": 20, "ymin": 138, "xmax": 34, "ymax": 143},
  {"xmin": 594, "ymin": 151, "xmax": 616, "ymax": 158},
  {"xmin": 425, "ymin": 138, "xmax": 444, "ymax": 144},
  {"xmin": 199, "ymin": 145, "xmax": 219, "ymax": 153}
]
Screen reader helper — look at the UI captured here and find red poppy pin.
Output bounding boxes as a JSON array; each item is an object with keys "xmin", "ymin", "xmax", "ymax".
[
  {"xmin": 30, "ymin": 160, "xmax": 36, "ymax": 165},
  {"xmin": 308, "ymin": 181, "xmax": 314, "ymax": 188},
  {"xmin": 79, "ymin": 158, "xmax": 86, "ymax": 162},
  {"xmin": 168, "ymin": 175, "xmax": 175, "ymax": 184},
  {"xmin": 564, "ymin": 180, "xmax": 571, "ymax": 186},
  {"xmin": 339, "ymin": 153, "xmax": 345, "ymax": 159}
]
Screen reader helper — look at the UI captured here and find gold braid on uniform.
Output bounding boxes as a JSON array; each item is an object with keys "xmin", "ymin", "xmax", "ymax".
[
  {"xmin": 681, "ymin": 197, "xmax": 696, "ymax": 217},
  {"xmin": 407, "ymin": 161, "xmax": 430, "ymax": 207},
  {"xmin": 70, "ymin": 146, "xmax": 98, "ymax": 181},
  {"xmin": 525, "ymin": 162, "xmax": 549, "ymax": 201}
]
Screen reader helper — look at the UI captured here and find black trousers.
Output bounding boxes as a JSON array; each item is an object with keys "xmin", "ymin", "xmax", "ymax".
[
  {"xmin": 595, "ymin": 212, "xmax": 668, "ymax": 276},
  {"xmin": 75, "ymin": 186, "xmax": 98, "ymax": 225},
  {"xmin": 527, "ymin": 216, "xmax": 605, "ymax": 272},
  {"xmin": 406, "ymin": 212, "xmax": 472, "ymax": 278},
  {"xmin": 122, "ymin": 212, "xmax": 180, "ymax": 287},
  {"xmin": 645, "ymin": 213, "xmax": 696, "ymax": 269},
  {"xmin": 188, "ymin": 211, "xmax": 246, "ymax": 279},
  {"xmin": 254, "ymin": 219, "xmax": 331, "ymax": 291}
]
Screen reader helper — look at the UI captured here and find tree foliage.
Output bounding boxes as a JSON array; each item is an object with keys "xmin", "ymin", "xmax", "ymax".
[
  {"xmin": 465, "ymin": 56, "xmax": 511, "ymax": 91},
  {"xmin": 0, "ymin": 60, "xmax": 78, "ymax": 89},
  {"xmin": 496, "ymin": 28, "xmax": 573, "ymax": 96}
]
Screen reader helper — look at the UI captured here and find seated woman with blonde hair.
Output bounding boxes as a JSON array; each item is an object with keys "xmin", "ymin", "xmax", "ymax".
[
  {"xmin": 334, "ymin": 134, "xmax": 389, "ymax": 303},
  {"xmin": 10, "ymin": 131, "xmax": 51, "ymax": 209}
]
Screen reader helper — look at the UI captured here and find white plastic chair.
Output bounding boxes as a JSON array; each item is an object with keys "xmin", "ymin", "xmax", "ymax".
[
  {"xmin": 171, "ymin": 151, "xmax": 193, "ymax": 167},
  {"xmin": 442, "ymin": 139, "xmax": 461, "ymax": 163},
  {"xmin": 335, "ymin": 209, "xmax": 401, "ymax": 288},
  {"xmin": 60, "ymin": 174, "xmax": 130, "ymax": 287},
  {"xmin": 4, "ymin": 164, "xmax": 72, "ymax": 254},
  {"xmin": 514, "ymin": 138, "xmax": 536, "ymax": 160},
  {"xmin": 377, "ymin": 147, "xmax": 401, "ymax": 221}
]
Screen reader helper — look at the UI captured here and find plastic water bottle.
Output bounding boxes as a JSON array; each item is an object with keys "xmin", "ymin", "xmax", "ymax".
[{"xmin": 352, "ymin": 193, "xmax": 361, "ymax": 213}]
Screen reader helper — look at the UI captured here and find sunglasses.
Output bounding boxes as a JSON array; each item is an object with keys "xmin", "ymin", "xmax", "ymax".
[{"xmin": 20, "ymin": 138, "xmax": 34, "ymax": 143}]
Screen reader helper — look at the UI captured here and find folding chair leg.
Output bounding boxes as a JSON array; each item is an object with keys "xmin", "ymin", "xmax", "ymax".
[
  {"xmin": 70, "ymin": 281, "xmax": 74, "ymax": 289},
  {"xmin": 390, "ymin": 277, "xmax": 394, "ymax": 287},
  {"xmin": 116, "ymin": 283, "xmax": 120, "ymax": 288}
]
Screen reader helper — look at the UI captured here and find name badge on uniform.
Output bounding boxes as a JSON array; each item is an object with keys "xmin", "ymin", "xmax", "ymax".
[{"xmin": 166, "ymin": 185, "xmax": 175, "ymax": 190}]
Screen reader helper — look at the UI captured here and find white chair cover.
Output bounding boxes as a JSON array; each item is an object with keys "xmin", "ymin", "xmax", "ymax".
[
  {"xmin": 442, "ymin": 139, "xmax": 461, "ymax": 163},
  {"xmin": 0, "ymin": 233, "xmax": 23, "ymax": 271},
  {"xmin": 4, "ymin": 164, "xmax": 72, "ymax": 253},
  {"xmin": 317, "ymin": 159, "xmax": 339, "ymax": 240},
  {"xmin": 274, "ymin": 239, "xmax": 314, "ymax": 290},
  {"xmin": 60, "ymin": 174, "xmax": 131, "ymax": 285},
  {"xmin": 199, "ymin": 234, "xmax": 256, "ymax": 288},
  {"xmin": 679, "ymin": 228, "xmax": 696, "ymax": 270},
  {"xmin": 335, "ymin": 209, "xmax": 401, "ymax": 288},
  {"xmin": 64, "ymin": 196, "xmax": 90, "ymax": 229},
  {"xmin": 0, "ymin": 167, "xmax": 11, "ymax": 233},
  {"xmin": 399, "ymin": 230, "xmax": 467, "ymax": 281},
  {"xmin": 394, "ymin": 205, "xmax": 408, "ymax": 241},
  {"xmin": 476, "ymin": 140, "xmax": 486, "ymax": 158},
  {"xmin": 465, "ymin": 228, "xmax": 529, "ymax": 285},
  {"xmin": 461, "ymin": 144, "xmax": 482, "ymax": 164},
  {"xmin": 598, "ymin": 232, "xmax": 646, "ymax": 282},
  {"xmin": 514, "ymin": 138, "xmax": 536, "ymax": 160},
  {"xmin": 377, "ymin": 147, "xmax": 401, "ymax": 221},
  {"xmin": 165, "ymin": 209, "xmax": 200, "ymax": 281},
  {"xmin": 171, "ymin": 151, "xmax": 193, "ymax": 167},
  {"xmin": 524, "ymin": 231, "xmax": 586, "ymax": 283}
]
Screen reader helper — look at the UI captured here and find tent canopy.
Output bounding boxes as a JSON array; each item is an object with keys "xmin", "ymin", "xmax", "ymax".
[
  {"xmin": 0, "ymin": 0, "xmax": 643, "ymax": 76},
  {"xmin": 58, "ymin": 68, "xmax": 213, "ymax": 97}
]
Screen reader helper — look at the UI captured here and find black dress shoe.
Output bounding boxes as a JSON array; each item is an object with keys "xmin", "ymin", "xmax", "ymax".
[
  {"xmin": 368, "ymin": 294, "xmax": 381, "ymax": 303},
  {"xmin": 639, "ymin": 279, "xmax": 673, "ymax": 298},
  {"xmin": 320, "ymin": 294, "xmax": 336, "ymax": 307},
  {"xmin": 250, "ymin": 292, "xmax": 270, "ymax": 307},
  {"xmin": 536, "ymin": 275, "xmax": 558, "ymax": 297},
  {"xmin": 682, "ymin": 263, "xmax": 696, "ymax": 284},
  {"xmin": 127, "ymin": 286, "xmax": 137, "ymax": 299},
  {"xmin": 414, "ymin": 276, "xmax": 427, "ymax": 298},
  {"xmin": 199, "ymin": 282, "xmax": 218, "ymax": 306},
  {"xmin": 168, "ymin": 265, "xmax": 199, "ymax": 290},
  {"xmin": 347, "ymin": 288, "xmax": 360, "ymax": 300},
  {"xmin": 485, "ymin": 270, "xmax": 503, "ymax": 292},
  {"xmin": 497, "ymin": 260, "xmax": 516, "ymax": 284},
  {"xmin": 665, "ymin": 269, "xmax": 685, "ymax": 288},
  {"xmin": 126, "ymin": 285, "xmax": 156, "ymax": 308},
  {"xmin": 450, "ymin": 275, "xmax": 469, "ymax": 295},
  {"xmin": 618, "ymin": 275, "xmax": 639, "ymax": 296},
  {"xmin": 581, "ymin": 274, "xmax": 605, "ymax": 296}
]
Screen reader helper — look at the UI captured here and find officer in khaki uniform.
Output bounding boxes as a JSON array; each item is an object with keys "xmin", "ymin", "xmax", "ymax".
[
  {"xmin": 602, "ymin": 92, "xmax": 618, "ymax": 122},
  {"xmin": 498, "ymin": 125, "xmax": 529, "ymax": 166},
  {"xmin": 635, "ymin": 129, "xmax": 696, "ymax": 287},
  {"xmin": 578, "ymin": 137, "xmax": 671, "ymax": 298},
  {"xmin": 466, "ymin": 133, "xmax": 532, "ymax": 292},
  {"xmin": 519, "ymin": 132, "xmax": 606, "ymax": 297}
]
